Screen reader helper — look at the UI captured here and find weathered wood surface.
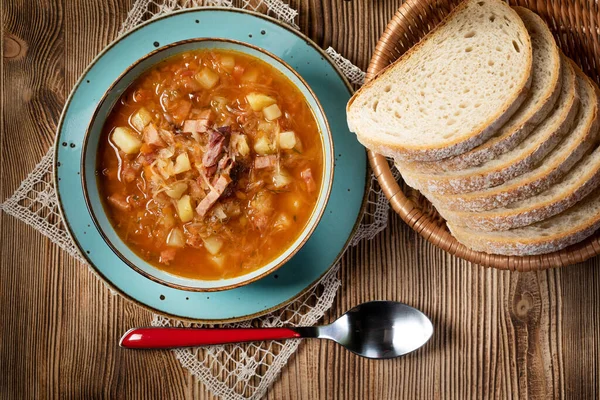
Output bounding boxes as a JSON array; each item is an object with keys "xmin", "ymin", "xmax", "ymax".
[{"xmin": 2, "ymin": 0, "xmax": 600, "ymax": 398}]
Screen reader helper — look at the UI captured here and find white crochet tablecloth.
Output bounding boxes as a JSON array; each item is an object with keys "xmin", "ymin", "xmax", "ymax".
[{"xmin": 0, "ymin": 1, "xmax": 394, "ymax": 399}]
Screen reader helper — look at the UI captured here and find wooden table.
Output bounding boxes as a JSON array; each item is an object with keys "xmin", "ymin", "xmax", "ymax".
[{"xmin": 3, "ymin": 0, "xmax": 600, "ymax": 398}]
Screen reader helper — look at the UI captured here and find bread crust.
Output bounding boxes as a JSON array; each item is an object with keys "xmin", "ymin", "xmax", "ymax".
[
  {"xmin": 400, "ymin": 59, "xmax": 578, "ymax": 195},
  {"xmin": 402, "ymin": 8, "xmax": 562, "ymax": 173},
  {"xmin": 446, "ymin": 71, "xmax": 600, "ymax": 255},
  {"xmin": 448, "ymin": 185, "xmax": 600, "ymax": 255},
  {"xmin": 346, "ymin": 0, "xmax": 533, "ymax": 162},
  {"xmin": 423, "ymin": 63, "xmax": 595, "ymax": 212},
  {"xmin": 438, "ymin": 147, "xmax": 600, "ymax": 231},
  {"xmin": 448, "ymin": 215, "xmax": 600, "ymax": 256}
]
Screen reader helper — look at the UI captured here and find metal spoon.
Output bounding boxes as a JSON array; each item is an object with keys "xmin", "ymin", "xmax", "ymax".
[{"xmin": 120, "ymin": 301, "xmax": 433, "ymax": 359}]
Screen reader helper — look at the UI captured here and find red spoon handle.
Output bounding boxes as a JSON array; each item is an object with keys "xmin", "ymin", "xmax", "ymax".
[{"xmin": 120, "ymin": 327, "xmax": 303, "ymax": 349}]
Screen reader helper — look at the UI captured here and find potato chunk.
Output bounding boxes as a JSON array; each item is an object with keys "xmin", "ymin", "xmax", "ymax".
[
  {"xmin": 231, "ymin": 133, "xmax": 250, "ymax": 157},
  {"xmin": 176, "ymin": 195, "xmax": 194, "ymax": 223},
  {"xmin": 257, "ymin": 121, "xmax": 277, "ymax": 134},
  {"xmin": 130, "ymin": 107, "xmax": 153, "ymax": 132},
  {"xmin": 274, "ymin": 213, "xmax": 292, "ymax": 230},
  {"xmin": 155, "ymin": 158, "xmax": 174, "ymax": 179},
  {"xmin": 253, "ymin": 136, "xmax": 274, "ymax": 155},
  {"xmin": 112, "ymin": 127, "xmax": 142, "ymax": 154},
  {"xmin": 173, "ymin": 153, "xmax": 191, "ymax": 174},
  {"xmin": 166, "ymin": 228, "xmax": 185, "ymax": 248},
  {"xmin": 272, "ymin": 170, "xmax": 292, "ymax": 189},
  {"xmin": 278, "ymin": 131, "xmax": 297, "ymax": 150},
  {"xmin": 220, "ymin": 55, "xmax": 235, "ymax": 72},
  {"xmin": 165, "ymin": 182, "xmax": 188, "ymax": 199},
  {"xmin": 246, "ymin": 93, "xmax": 277, "ymax": 111},
  {"xmin": 210, "ymin": 255, "xmax": 226, "ymax": 268},
  {"xmin": 195, "ymin": 68, "xmax": 220, "ymax": 89},
  {"xmin": 203, "ymin": 236, "xmax": 224, "ymax": 255},
  {"xmin": 241, "ymin": 68, "xmax": 259, "ymax": 83},
  {"xmin": 262, "ymin": 104, "xmax": 282, "ymax": 121}
]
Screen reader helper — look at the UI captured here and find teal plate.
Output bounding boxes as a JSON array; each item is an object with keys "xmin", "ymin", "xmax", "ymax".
[{"xmin": 55, "ymin": 7, "xmax": 367, "ymax": 322}]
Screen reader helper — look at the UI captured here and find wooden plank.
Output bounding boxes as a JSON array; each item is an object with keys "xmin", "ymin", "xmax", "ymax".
[{"xmin": 2, "ymin": 0, "xmax": 67, "ymax": 397}]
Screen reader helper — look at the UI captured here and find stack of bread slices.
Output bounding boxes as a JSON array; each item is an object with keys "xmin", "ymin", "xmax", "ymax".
[{"xmin": 346, "ymin": 0, "xmax": 600, "ymax": 256}]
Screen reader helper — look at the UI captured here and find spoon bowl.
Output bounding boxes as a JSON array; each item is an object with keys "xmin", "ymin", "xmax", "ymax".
[
  {"xmin": 120, "ymin": 301, "xmax": 433, "ymax": 359},
  {"xmin": 304, "ymin": 301, "xmax": 434, "ymax": 359}
]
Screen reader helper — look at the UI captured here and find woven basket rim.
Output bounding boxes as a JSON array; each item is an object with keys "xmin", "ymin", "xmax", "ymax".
[{"xmin": 367, "ymin": 0, "xmax": 600, "ymax": 270}]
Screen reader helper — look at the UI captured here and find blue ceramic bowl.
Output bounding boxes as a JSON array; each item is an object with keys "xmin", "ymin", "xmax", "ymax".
[{"xmin": 82, "ymin": 38, "xmax": 334, "ymax": 292}]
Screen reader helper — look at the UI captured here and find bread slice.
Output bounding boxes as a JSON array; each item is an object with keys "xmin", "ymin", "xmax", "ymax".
[
  {"xmin": 448, "ymin": 185, "xmax": 600, "ymax": 256},
  {"xmin": 401, "ymin": 57, "xmax": 576, "ymax": 195},
  {"xmin": 424, "ymin": 63, "xmax": 599, "ymax": 212},
  {"xmin": 346, "ymin": 0, "xmax": 533, "ymax": 162},
  {"xmin": 401, "ymin": 7, "xmax": 561, "ymax": 173},
  {"xmin": 439, "ymin": 141, "xmax": 600, "ymax": 231}
]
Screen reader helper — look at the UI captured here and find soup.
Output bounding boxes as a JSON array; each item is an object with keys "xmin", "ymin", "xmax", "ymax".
[{"xmin": 97, "ymin": 49, "xmax": 324, "ymax": 280}]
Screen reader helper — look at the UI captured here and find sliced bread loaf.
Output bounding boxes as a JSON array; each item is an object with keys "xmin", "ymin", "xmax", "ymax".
[
  {"xmin": 400, "ymin": 57, "xmax": 576, "ymax": 195},
  {"xmin": 447, "ymin": 185, "xmax": 600, "ymax": 256},
  {"xmin": 346, "ymin": 0, "xmax": 532, "ymax": 162},
  {"xmin": 424, "ymin": 64, "xmax": 599, "ymax": 212},
  {"xmin": 402, "ymin": 7, "xmax": 561, "ymax": 173},
  {"xmin": 438, "ymin": 141, "xmax": 600, "ymax": 231}
]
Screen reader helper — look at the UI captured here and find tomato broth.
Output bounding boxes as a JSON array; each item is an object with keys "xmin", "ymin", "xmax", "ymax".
[{"xmin": 97, "ymin": 49, "xmax": 324, "ymax": 280}]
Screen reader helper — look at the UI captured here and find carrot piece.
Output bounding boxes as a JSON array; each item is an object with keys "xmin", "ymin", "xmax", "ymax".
[{"xmin": 140, "ymin": 143, "xmax": 153, "ymax": 154}]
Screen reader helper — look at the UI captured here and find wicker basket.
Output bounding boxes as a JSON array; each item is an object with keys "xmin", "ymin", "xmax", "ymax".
[{"xmin": 368, "ymin": 0, "xmax": 600, "ymax": 270}]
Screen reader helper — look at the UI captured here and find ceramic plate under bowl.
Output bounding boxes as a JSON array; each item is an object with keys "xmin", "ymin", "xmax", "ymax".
[
  {"xmin": 55, "ymin": 7, "xmax": 367, "ymax": 322},
  {"xmin": 82, "ymin": 38, "xmax": 335, "ymax": 292}
]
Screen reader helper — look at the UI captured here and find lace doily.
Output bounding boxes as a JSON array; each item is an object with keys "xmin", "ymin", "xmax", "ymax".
[{"xmin": 0, "ymin": 1, "xmax": 389, "ymax": 399}]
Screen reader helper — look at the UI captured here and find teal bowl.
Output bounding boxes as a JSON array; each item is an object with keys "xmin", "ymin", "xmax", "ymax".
[{"xmin": 81, "ymin": 38, "xmax": 334, "ymax": 292}]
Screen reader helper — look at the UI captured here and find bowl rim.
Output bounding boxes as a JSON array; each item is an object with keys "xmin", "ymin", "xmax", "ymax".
[{"xmin": 80, "ymin": 37, "xmax": 335, "ymax": 291}]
